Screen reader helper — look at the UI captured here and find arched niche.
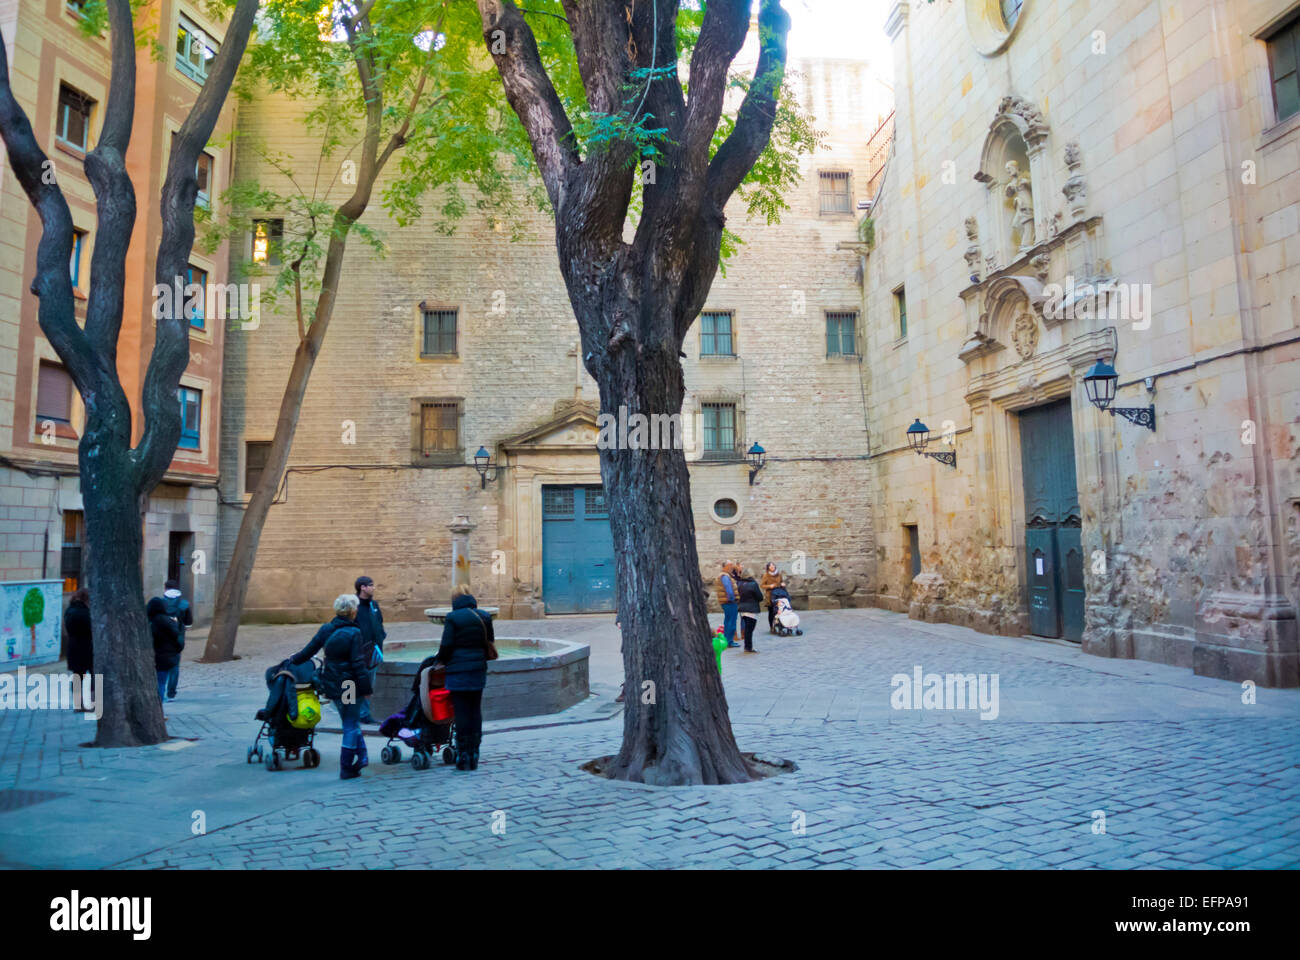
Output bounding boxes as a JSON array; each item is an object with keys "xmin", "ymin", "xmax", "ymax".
[{"xmin": 974, "ymin": 97, "xmax": 1052, "ymax": 269}]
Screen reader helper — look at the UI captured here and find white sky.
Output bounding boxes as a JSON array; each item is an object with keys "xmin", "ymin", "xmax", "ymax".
[{"xmin": 785, "ymin": 0, "xmax": 895, "ymax": 70}]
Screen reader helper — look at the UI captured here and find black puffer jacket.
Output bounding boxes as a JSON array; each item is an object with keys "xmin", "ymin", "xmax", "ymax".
[
  {"xmin": 149, "ymin": 598, "xmax": 183, "ymax": 671},
  {"xmin": 736, "ymin": 576, "xmax": 763, "ymax": 614},
  {"xmin": 65, "ymin": 599, "xmax": 93, "ymax": 676},
  {"xmin": 290, "ymin": 616, "xmax": 371, "ymax": 702},
  {"xmin": 434, "ymin": 593, "xmax": 494, "ymax": 692}
]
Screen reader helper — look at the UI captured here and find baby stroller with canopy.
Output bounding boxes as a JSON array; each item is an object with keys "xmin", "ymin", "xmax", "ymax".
[
  {"xmin": 770, "ymin": 586, "xmax": 803, "ymax": 637},
  {"xmin": 378, "ymin": 655, "xmax": 458, "ymax": 771},
  {"xmin": 248, "ymin": 657, "xmax": 323, "ymax": 770}
]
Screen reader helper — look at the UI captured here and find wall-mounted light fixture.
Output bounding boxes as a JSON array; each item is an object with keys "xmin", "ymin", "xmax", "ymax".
[
  {"xmin": 1083, "ymin": 358, "xmax": 1156, "ymax": 431},
  {"xmin": 906, "ymin": 419, "xmax": 957, "ymax": 468},
  {"xmin": 747, "ymin": 442, "xmax": 766, "ymax": 485},
  {"xmin": 473, "ymin": 445, "xmax": 500, "ymax": 489}
]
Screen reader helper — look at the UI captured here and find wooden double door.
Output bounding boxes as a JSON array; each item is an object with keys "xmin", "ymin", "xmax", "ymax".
[{"xmin": 1019, "ymin": 399, "xmax": 1085, "ymax": 642}]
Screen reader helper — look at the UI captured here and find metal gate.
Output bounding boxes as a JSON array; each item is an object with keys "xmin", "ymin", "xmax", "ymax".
[
  {"xmin": 541, "ymin": 484, "xmax": 616, "ymax": 614},
  {"xmin": 1019, "ymin": 399, "xmax": 1084, "ymax": 641}
]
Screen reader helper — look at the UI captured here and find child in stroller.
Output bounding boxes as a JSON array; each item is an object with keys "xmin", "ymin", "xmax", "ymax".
[
  {"xmin": 378, "ymin": 655, "xmax": 459, "ymax": 771},
  {"xmin": 248, "ymin": 657, "xmax": 323, "ymax": 770},
  {"xmin": 770, "ymin": 586, "xmax": 803, "ymax": 637}
]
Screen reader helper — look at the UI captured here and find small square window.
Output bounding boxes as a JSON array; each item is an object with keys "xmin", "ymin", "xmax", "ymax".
[
  {"xmin": 177, "ymin": 386, "xmax": 202, "ymax": 449},
  {"xmin": 1267, "ymin": 14, "xmax": 1300, "ymax": 124},
  {"xmin": 56, "ymin": 84, "xmax": 94, "ymax": 151},
  {"xmin": 826, "ymin": 311, "xmax": 858, "ymax": 357},
  {"xmin": 421, "ymin": 309, "xmax": 458, "ymax": 356},
  {"xmin": 700, "ymin": 311, "xmax": 734, "ymax": 356},
  {"xmin": 819, "ymin": 171, "xmax": 852, "ymax": 215},
  {"xmin": 420, "ymin": 402, "xmax": 458, "ymax": 456}
]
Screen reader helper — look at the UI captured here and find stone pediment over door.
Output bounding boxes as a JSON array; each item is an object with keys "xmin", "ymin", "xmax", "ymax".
[{"xmin": 499, "ymin": 399, "xmax": 602, "ymax": 453}]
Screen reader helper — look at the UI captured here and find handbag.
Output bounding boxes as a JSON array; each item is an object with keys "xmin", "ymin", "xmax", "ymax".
[{"xmin": 474, "ymin": 610, "xmax": 499, "ymax": 661}]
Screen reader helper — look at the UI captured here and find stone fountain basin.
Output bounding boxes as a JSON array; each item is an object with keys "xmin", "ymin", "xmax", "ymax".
[{"xmin": 371, "ymin": 636, "xmax": 590, "ymax": 722}]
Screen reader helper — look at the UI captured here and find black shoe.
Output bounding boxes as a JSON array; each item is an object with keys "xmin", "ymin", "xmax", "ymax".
[
  {"xmin": 469, "ymin": 749, "xmax": 479, "ymax": 771},
  {"xmin": 456, "ymin": 749, "xmax": 470, "ymax": 771}
]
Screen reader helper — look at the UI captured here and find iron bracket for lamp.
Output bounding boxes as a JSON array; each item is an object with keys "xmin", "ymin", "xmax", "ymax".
[
  {"xmin": 922, "ymin": 449, "xmax": 957, "ymax": 468},
  {"xmin": 1108, "ymin": 407, "xmax": 1156, "ymax": 431},
  {"xmin": 748, "ymin": 464, "xmax": 764, "ymax": 485}
]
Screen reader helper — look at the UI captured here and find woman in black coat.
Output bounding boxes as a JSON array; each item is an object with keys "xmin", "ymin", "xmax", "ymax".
[
  {"xmin": 434, "ymin": 584, "xmax": 494, "ymax": 770},
  {"xmin": 734, "ymin": 564, "xmax": 764, "ymax": 653},
  {"xmin": 148, "ymin": 597, "xmax": 182, "ymax": 703},
  {"xmin": 290, "ymin": 594, "xmax": 372, "ymax": 779},
  {"xmin": 65, "ymin": 589, "xmax": 93, "ymax": 709}
]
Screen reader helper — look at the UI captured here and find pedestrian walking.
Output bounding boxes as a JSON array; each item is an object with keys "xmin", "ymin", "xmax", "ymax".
[
  {"xmin": 160, "ymin": 579, "xmax": 192, "ymax": 699},
  {"xmin": 715, "ymin": 559, "xmax": 740, "ymax": 649},
  {"xmin": 148, "ymin": 597, "xmax": 183, "ymax": 704},
  {"xmin": 760, "ymin": 562, "xmax": 784, "ymax": 634},
  {"xmin": 65, "ymin": 589, "xmax": 93, "ymax": 709},
  {"xmin": 353, "ymin": 575, "xmax": 386, "ymax": 724},
  {"xmin": 290, "ymin": 594, "xmax": 372, "ymax": 779},
  {"xmin": 433, "ymin": 584, "xmax": 496, "ymax": 771},
  {"xmin": 735, "ymin": 564, "xmax": 763, "ymax": 653}
]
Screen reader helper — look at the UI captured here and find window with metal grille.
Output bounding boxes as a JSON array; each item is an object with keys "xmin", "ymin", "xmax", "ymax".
[
  {"xmin": 177, "ymin": 386, "xmax": 201, "ymax": 449},
  {"xmin": 701, "ymin": 403, "xmax": 737, "ymax": 459},
  {"xmin": 36, "ymin": 362, "xmax": 73, "ymax": 427},
  {"xmin": 1268, "ymin": 14, "xmax": 1300, "ymax": 124},
  {"xmin": 819, "ymin": 171, "xmax": 852, "ymax": 215},
  {"xmin": 826, "ymin": 311, "xmax": 858, "ymax": 356},
  {"xmin": 56, "ymin": 84, "xmax": 93, "ymax": 150},
  {"xmin": 245, "ymin": 441, "xmax": 271, "ymax": 494},
  {"xmin": 543, "ymin": 487, "xmax": 574, "ymax": 517},
  {"xmin": 583, "ymin": 486, "xmax": 608, "ymax": 517},
  {"xmin": 251, "ymin": 218, "xmax": 282, "ymax": 265},
  {"xmin": 714, "ymin": 498, "xmax": 738, "ymax": 519},
  {"xmin": 421, "ymin": 309, "xmax": 457, "ymax": 356},
  {"xmin": 176, "ymin": 14, "xmax": 219, "ymax": 84},
  {"xmin": 894, "ymin": 286, "xmax": 908, "ymax": 339},
  {"xmin": 186, "ymin": 264, "xmax": 207, "ymax": 329},
  {"xmin": 419, "ymin": 402, "xmax": 458, "ymax": 456},
  {"xmin": 700, "ymin": 311, "xmax": 734, "ymax": 356}
]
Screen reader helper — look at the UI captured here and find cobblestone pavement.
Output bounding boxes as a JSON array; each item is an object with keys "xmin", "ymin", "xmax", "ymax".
[{"xmin": 2, "ymin": 609, "xmax": 1298, "ymax": 869}]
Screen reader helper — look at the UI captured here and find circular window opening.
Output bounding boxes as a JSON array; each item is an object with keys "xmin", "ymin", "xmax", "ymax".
[
  {"xmin": 714, "ymin": 498, "xmax": 738, "ymax": 519},
  {"xmin": 1000, "ymin": 0, "xmax": 1023, "ymax": 30},
  {"xmin": 965, "ymin": 0, "xmax": 1029, "ymax": 57}
]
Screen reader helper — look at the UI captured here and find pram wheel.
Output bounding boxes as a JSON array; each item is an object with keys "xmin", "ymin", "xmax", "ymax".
[
  {"xmin": 246, "ymin": 746, "xmax": 258, "ymax": 764},
  {"xmin": 264, "ymin": 748, "xmax": 280, "ymax": 771},
  {"xmin": 302, "ymin": 747, "xmax": 320, "ymax": 768},
  {"xmin": 411, "ymin": 751, "xmax": 430, "ymax": 771},
  {"xmin": 381, "ymin": 745, "xmax": 399, "ymax": 764},
  {"xmin": 442, "ymin": 746, "xmax": 455, "ymax": 765}
]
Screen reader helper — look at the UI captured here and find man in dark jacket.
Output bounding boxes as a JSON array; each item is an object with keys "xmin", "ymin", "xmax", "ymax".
[
  {"xmin": 354, "ymin": 576, "xmax": 386, "ymax": 724},
  {"xmin": 290, "ymin": 594, "xmax": 372, "ymax": 778},
  {"xmin": 160, "ymin": 579, "xmax": 192, "ymax": 699},
  {"xmin": 434, "ymin": 585, "xmax": 494, "ymax": 770},
  {"xmin": 65, "ymin": 589, "xmax": 93, "ymax": 710},
  {"xmin": 735, "ymin": 565, "xmax": 764, "ymax": 653},
  {"xmin": 148, "ymin": 597, "xmax": 183, "ymax": 704}
]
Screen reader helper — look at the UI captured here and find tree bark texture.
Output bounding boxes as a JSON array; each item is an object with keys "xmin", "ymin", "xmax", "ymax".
[
  {"xmin": 0, "ymin": 0, "xmax": 259, "ymax": 745},
  {"xmin": 477, "ymin": 0, "xmax": 791, "ymax": 783}
]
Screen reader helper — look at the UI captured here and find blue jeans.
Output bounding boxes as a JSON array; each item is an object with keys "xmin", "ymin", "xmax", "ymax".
[
  {"xmin": 722, "ymin": 603, "xmax": 738, "ymax": 643},
  {"xmin": 335, "ymin": 699, "xmax": 362, "ymax": 750},
  {"xmin": 156, "ymin": 666, "xmax": 179, "ymax": 701}
]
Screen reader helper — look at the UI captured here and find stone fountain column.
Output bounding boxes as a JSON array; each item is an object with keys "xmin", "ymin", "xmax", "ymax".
[{"xmin": 448, "ymin": 514, "xmax": 476, "ymax": 592}]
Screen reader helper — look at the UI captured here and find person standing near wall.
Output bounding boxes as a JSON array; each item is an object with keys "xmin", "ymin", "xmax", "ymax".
[
  {"xmin": 353, "ymin": 576, "xmax": 386, "ymax": 724},
  {"xmin": 65, "ymin": 589, "xmax": 93, "ymax": 709},
  {"xmin": 735, "ymin": 564, "xmax": 763, "ymax": 654},
  {"xmin": 716, "ymin": 560, "xmax": 740, "ymax": 649},
  {"xmin": 760, "ymin": 562, "xmax": 784, "ymax": 634},
  {"xmin": 160, "ymin": 579, "xmax": 192, "ymax": 700},
  {"xmin": 290, "ymin": 594, "xmax": 372, "ymax": 779},
  {"xmin": 434, "ymin": 584, "xmax": 495, "ymax": 771}
]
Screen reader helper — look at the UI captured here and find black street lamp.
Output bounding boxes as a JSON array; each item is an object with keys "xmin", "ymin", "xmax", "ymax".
[
  {"xmin": 747, "ymin": 442, "xmax": 766, "ymax": 485},
  {"xmin": 473, "ymin": 445, "xmax": 500, "ymax": 489},
  {"xmin": 906, "ymin": 418, "xmax": 956, "ymax": 468},
  {"xmin": 1083, "ymin": 358, "xmax": 1156, "ymax": 430}
]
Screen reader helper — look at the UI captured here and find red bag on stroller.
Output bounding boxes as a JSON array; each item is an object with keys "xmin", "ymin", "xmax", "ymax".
[{"xmin": 428, "ymin": 687, "xmax": 454, "ymax": 725}]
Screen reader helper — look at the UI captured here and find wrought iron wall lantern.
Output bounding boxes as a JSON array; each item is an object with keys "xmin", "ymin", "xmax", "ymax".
[
  {"xmin": 473, "ymin": 445, "xmax": 500, "ymax": 489},
  {"xmin": 747, "ymin": 442, "xmax": 766, "ymax": 485},
  {"xmin": 906, "ymin": 419, "xmax": 957, "ymax": 467},
  {"xmin": 1083, "ymin": 358, "xmax": 1156, "ymax": 431}
]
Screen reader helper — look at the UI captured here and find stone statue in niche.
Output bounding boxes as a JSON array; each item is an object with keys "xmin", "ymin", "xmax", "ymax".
[
  {"xmin": 1005, "ymin": 160, "xmax": 1035, "ymax": 251},
  {"xmin": 964, "ymin": 216, "xmax": 983, "ymax": 283}
]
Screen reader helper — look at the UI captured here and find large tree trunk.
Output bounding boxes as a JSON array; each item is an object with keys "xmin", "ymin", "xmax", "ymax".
[{"xmin": 594, "ymin": 294, "xmax": 755, "ymax": 784}]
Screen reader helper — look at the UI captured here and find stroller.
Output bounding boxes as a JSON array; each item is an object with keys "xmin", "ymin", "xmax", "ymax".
[
  {"xmin": 770, "ymin": 586, "xmax": 803, "ymax": 637},
  {"xmin": 248, "ymin": 658, "xmax": 323, "ymax": 771},
  {"xmin": 378, "ymin": 656, "xmax": 458, "ymax": 771}
]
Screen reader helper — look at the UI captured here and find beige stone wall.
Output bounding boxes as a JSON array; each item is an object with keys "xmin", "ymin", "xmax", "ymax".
[
  {"xmin": 220, "ymin": 60, "xmax": 887, "ymax": 622},
  {"xmin": 861, "ymin": 0, "xmax": 1300, "ymax": 683}
]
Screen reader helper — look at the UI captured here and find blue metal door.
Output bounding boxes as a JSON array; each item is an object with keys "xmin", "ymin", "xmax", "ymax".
[
  {"xmin": 1019, "ymin": 399, "xmax": 1084, "ymax": 641},
  {"xmin": 542, "ymin": 485, "xmax": 616, "ymax": 614}
]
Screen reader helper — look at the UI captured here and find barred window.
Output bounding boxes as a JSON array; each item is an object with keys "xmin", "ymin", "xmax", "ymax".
[
  {"xmin": 701, "ymin": 403, "xmax": 737, "ymax": 459},
  {"xmin": 543, "ymin": 487, "xmax": 574, "ymax": 518},
  {"xmin": 420, "ymin": 402, "xmax": 458, "ymax": 456},
  {"xmin": 826, "ymin": 311, "xmax": 858, "ymax": 357},
  {"xmin": 700, "ymin": 311, "xmax": 734, "ymax": 356},
  {"xmin": 819, "ymin": 171, "xmax": 852, "ymax": 215},
  {"xmin": 421, "ymin": 308, "xmax": 458, "ymax": 356}
]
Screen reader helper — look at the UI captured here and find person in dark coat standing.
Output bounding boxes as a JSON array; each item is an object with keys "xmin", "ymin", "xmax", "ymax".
[
  {"xmin": 159, "ymin": 579, "xmax": 192, "ymax": 700},
  {"xmin": 65, "ymin": 589, "xmax": 94, "ymax": 710},
  {"xmin": 148, "ymin": 597, "xmax": 183, "ymax": 703},
  {"xmin": 353, "ymin": 575, "xmax": 386, "ymax": 724},
  {"xmin": 734, "ymin": 564, "xmax": 764, "ymax": 653},
  {"xmin": 434, "ymin": 584, "xmax": 494, "ymax": 770},
  {"xmin": 290, "ymin": 594, "xmax": 372, "ymax": 779}
]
